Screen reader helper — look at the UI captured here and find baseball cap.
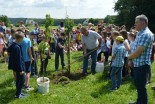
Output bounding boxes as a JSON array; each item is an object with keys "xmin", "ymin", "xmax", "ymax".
[{"xmin": 116, "ymin": 36, "xmax": 124, "ymax": 42}]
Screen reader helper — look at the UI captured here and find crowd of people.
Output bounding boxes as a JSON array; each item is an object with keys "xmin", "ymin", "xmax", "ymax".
[{"xmin": 0, "ymin": 14, "xmax": 155, "ymax": 104}]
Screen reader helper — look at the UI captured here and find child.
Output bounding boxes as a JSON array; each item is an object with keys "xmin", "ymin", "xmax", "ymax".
[
  {"xmin": 109, "ymin": 31, "xmax": 120, "ymax": 78},
  {"xmin": 17, "ymin": 29, "xmax": 34, "ymax": 92},
  {"xmin": 8, "ymin": 29, "xmax": 16, "ymax": 82},
  {"xmin": 7, "ymin": 31, "xmax": 27, "ymax": 98},
  {"xmin": 38, "ymin": 36, "xmax": 50, "ymax": 74},
  {"xmin": 97, "ymin": 31, "xmax": 110, "ymax": 63},
  {"xmin": 120, "ymin": 30, "xmax": 130, "ymax": 79},
  {"xmin": 75, "ymin": 27, "xmax": 81, "ymax": 46},
  {"xmin": 70, "ymin": 40, "xmax": 77, "ymax": 52},
  {"xmin": 109, "ymin": 36, "xmax": 126, "ymax": 91},
  {"xmin": 127, "ymin": 32, "xmax": 136, "ymax": 77},
  {"xmin": 0, "ymin": 32, "xmax": 5, "ymax": 57},
  {"xmin": 29, "ymin": 34, "xmax": 38, "ymax": 77},
  {"xmin": 55, "ymin": 32, "xmax": 66, "ymax": 71}
]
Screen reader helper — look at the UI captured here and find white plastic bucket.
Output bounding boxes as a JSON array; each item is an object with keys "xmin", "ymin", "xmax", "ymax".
[
  {"xmin": 37, "ymin": 77, "xmax": 50, "ymax": 94},
  {"xmin": 95, "ymin": 62, "xmax": 104, "ymax": 72}
]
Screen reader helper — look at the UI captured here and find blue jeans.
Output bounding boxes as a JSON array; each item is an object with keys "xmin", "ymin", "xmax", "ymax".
[
  {"xmin": 83, "ymin": 49, "xmax": 97, "ymax": 73},
  {"xmin": 110, "ymin": 66, "xmax": 122, "ymax": 88},
  {"xmin": 134, "ymin": 64, "xmax": 150, "ymax": 104},
  {"xmin": 16, "ymin": 72, "xmax": 25, "ymax": 96},
  {"xmin": 147, "ymin": 61, "xmax": 154, "ymax": 82}
]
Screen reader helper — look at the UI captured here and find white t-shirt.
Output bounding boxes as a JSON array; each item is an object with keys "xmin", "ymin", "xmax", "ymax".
[
  {"xmin": 112, "ymin": 41, "xmax": 117, "ymax": 56},
  {"xmin": 123, "ymin": 39, "xmax": 130, "ymax": 57}
]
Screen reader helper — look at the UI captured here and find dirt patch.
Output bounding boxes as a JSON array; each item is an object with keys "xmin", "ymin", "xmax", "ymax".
[{"xmin": 51, "ymin": 70, "xmax": 85, "ymax": 85}]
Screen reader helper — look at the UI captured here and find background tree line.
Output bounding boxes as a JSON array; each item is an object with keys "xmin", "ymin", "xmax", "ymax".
[
  {"xmin": 114, "ymin": 0, "xmax": 155, "ymax": 32},
  {"xmin": 8, "ymin": 18, "xmax": 102, "ymax": 27},
  {"xmin": 1, "ymin": 0, "xmax": 155, "ymax": 33}
]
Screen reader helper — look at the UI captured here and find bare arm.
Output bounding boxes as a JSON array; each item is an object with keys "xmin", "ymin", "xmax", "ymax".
[
  {"xmin": 112, "ymin": 55, "xmax": 115, "ymax": 60},
  {"xmin": 82, "ymin": 43, "xmax": 86, "ymax": 54},
  {"xmin": 124, "ymin": 41, "xmax": 131, "ymax": 51},
  {"xmin": 98, "ymin": 38, "xmax": 102, "ymax": 47},
  {"xmin": 128, "ymin": 46, "xmax": 145, "ymax": 59},
  {"xmin": 58, "ymin": 43, "xmax": 65, "ymax": 48},
  {"xmin": 28, "ymin": 47, "xmax": 34, "ymax": 63}
]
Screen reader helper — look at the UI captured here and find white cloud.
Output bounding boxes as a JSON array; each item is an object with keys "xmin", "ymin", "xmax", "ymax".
[{"xmin": 0, "ymin": 0, "xmax": 117, "ymax": 18}]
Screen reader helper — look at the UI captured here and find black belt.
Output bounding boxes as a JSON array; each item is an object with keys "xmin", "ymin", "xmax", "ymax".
[{"xmin": 86, "ymin": 48, "xmax": 96, "ymax": 51}]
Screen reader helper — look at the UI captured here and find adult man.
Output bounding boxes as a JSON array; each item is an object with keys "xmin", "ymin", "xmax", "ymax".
[
  {"xmin": 128, "ymin": 15, "xmax": 154, "ymax": 104},
  {"xmin": 81, "ymin": 27, "xmax": 102, "ymax": 75}
]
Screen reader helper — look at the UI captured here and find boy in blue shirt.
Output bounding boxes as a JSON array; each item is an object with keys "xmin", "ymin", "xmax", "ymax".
[
  {"xmin": 7, "ymin": 31, "xmax": 27, "ymax": 98},
  {"xmin": 109, "ymin": 36, "xmax": 126, "ymax": 91},
  {"xmin": 17, "ymin": 29, "xmax": 34, "ymax": 91}
]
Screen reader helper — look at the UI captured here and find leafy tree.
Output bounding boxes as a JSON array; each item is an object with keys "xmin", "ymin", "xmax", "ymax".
[
  {"xmin": 104, "ymin": 15, "xmax": 117, "ymax": 24},
  {"xmin": 0, "ymin": 15, "xmax": 11, "ymax": 27},
  {"xmin": 88, "ymin": 18, "xmax": 99, "ymax": 25},
  {"xmin": 38, "ymin": 14, "xmax": 53, "ymax": 81},
  {"xmin": 114, "ymin": 0, "xmax": 155, "ymax": 32},
  {"xmin": 65, "ymin": 17, "xmax": 74, "ymax": 74},
  {"xmin": 44, "ymin": 14, "xmax": 54, "ymax": 39}
]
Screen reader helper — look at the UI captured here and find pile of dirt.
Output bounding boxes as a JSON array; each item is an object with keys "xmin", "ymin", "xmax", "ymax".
[{"xmin": 51, "ymin": 70, "xmax": 85, "ymax": 85}]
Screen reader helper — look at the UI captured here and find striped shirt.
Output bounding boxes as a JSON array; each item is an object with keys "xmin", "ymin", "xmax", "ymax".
[
  {"xmin": 112, "ymin": 44, "xmax": 126, "ymax": 67},
  {"xmin": 132, "ymin": 27, "xmax": 154, "ymax": 67}
]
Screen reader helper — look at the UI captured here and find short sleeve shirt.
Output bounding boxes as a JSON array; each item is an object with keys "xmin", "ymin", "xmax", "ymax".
[
  {"xmin": 19, "ymin": 37, "xmax": 32, "ymax": 62},
  {"xmin": 132, "ymin": 27, "xmax": 154, "ymax": 67},
  {"xmin": 111, "ymin": 44, "xmax": 126, "ymax": 67},
  {"xmin": 81, "ymin": 30, "xmax": 102, "ymax": 50}
]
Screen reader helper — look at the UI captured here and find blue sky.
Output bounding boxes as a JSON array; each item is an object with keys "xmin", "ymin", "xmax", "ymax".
[{"xmin": 0, "ymin": 0, "xmax": 117, "ymax": 18}]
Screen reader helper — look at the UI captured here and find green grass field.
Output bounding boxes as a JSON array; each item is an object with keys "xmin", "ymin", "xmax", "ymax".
[
  {"xmin": 28, "ymin": 26, "xmax": 59, "ymax": 31},
  {"xmin": 0, "ymin": 52, "xmax": 155, "ymax": 104}
]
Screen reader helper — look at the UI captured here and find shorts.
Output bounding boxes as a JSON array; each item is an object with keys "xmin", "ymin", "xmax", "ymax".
[{"xmin": 25, "ymin": 61, "xmax": 31, "ymax": 73}]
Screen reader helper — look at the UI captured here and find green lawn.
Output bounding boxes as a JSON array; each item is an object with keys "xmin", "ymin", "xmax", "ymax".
[
  {"xmin": 28, "ymin": 26, "xmax": 59, "ymax": 31},
  {"xmin": 0, "ymin": 52, "xmax": 155, "ymax": 104}
]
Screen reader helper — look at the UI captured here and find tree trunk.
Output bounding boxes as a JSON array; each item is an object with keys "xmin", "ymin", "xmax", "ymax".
[{"xmin": 67, "ymin": 33, "xmax": 71, "ymax": 74}]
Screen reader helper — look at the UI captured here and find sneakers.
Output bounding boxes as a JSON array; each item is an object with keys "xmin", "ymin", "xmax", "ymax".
[
  {"xmin": 21, "ymin": 93, "xmax": 28, "ymax": 96},
  {"xmin": 32, "ymin": 75, "xmax": 38, "ymax": 78},
  {"xmin": 129, "ymin": 102, "xmax": 137, "ymax": 104},
  {"xmin": 117, "ymin": 86, "xmax": 120, "ymax": 89},
  {"xmin": 91, "ymin": 71, "xmax": 96, "ymax": 75},
  {"xmin": 23, "ymin": 85, "xmax": 34, "ymax": 92},
  {"xmin": 15, "ymin": 93, "xmax": 28, "ymax": 99},
  {"xmin": 12, "ymin": 81, "xmax": 16, "ymax": 85},
  {"xmin": 146, "ymin": 81, "xmax": 151, "ymax": 85},
  {"xmin": 82, "ymin": 72, "xmax": 88, "ymax": 76},
  {"xmin": 108, "ymin": 87, "xmax": 117, "ymax": 91},
  {"xmin": 152, "ymin": 85, "xmax": 155, "ymax": 90}
]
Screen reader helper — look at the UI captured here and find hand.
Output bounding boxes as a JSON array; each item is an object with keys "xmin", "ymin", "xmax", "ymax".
[
  {"xmin": 84, "ymin": 51, "xmax": 86, "ymax": 56},
  {"xmin": 20, "ymin": 71, "xmax": 24, "ymax": 75},
  {"xmin": 30, "ymin": 57, "xmax": 34, "ymax": 64},
  {"xmin": 125, "ymin": 59, "xmax": 132, "ymax": 69},
  {"xmin": 127, "ymin": 60, "xmax": 133, "ymax": 67},
  {"xmin": 96, "ymin": 45, "xmax": 101, "ymax": 50}
]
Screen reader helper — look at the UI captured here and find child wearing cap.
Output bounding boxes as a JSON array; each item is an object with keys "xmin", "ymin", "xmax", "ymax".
[{"xmin": 109, "ymin": 36, "xmax": 126, "ymax": 91}]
